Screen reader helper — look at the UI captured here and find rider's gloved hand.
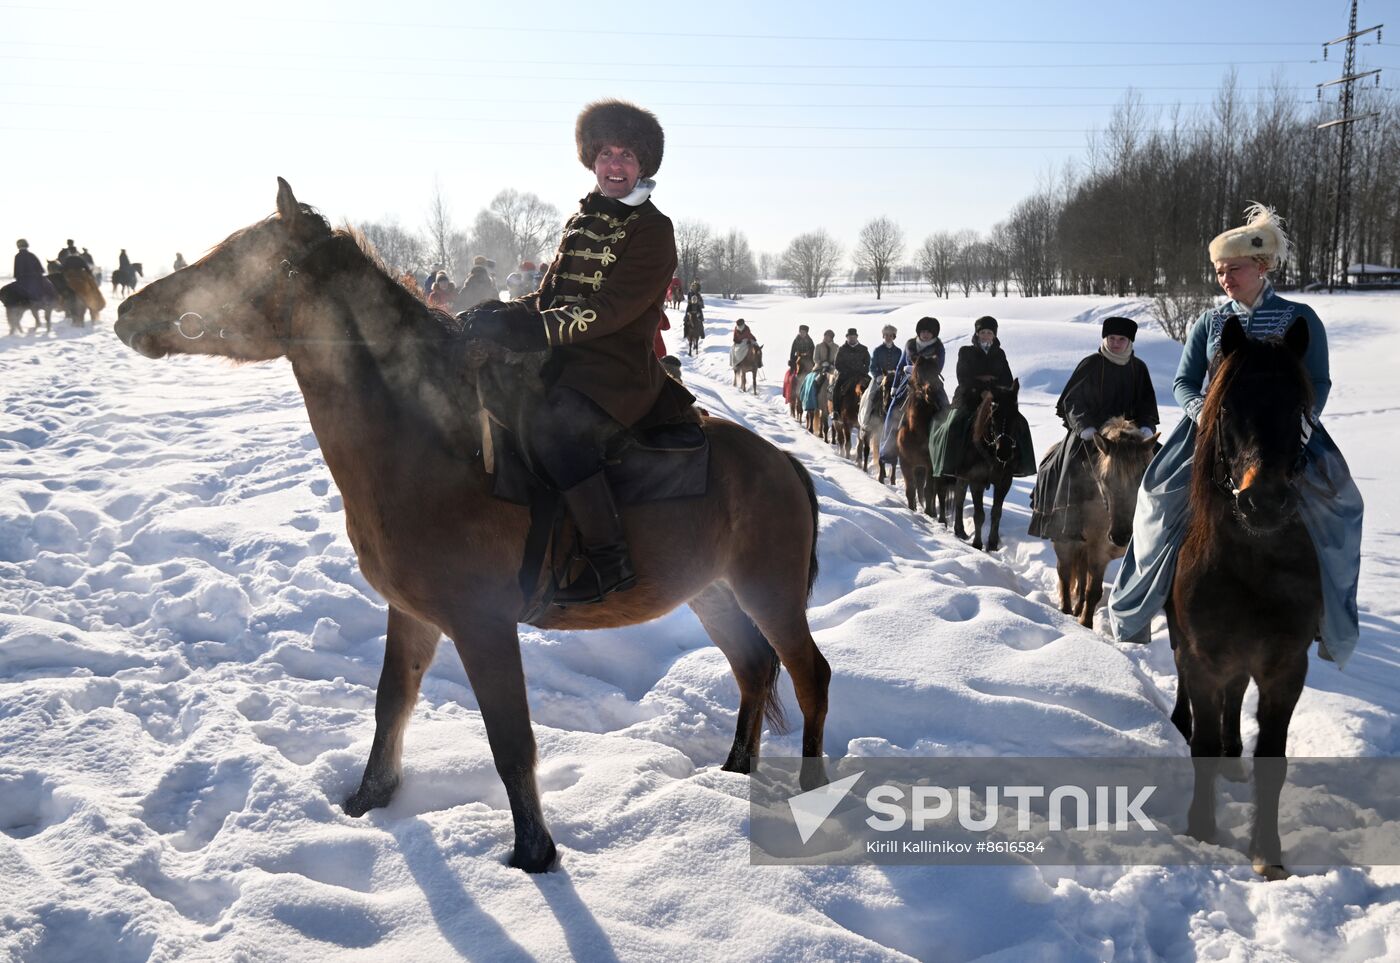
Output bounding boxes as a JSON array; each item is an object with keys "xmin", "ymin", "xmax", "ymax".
[
  {"xmin": 465, "ymin": 302, "xmax": 548, "ymax": 353},
  {"xmin": 1079, "ymin": 427, "xmax": 1098, "ymax": 441}
]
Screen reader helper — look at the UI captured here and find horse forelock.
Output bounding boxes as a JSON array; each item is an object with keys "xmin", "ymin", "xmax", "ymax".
[
  {"xmin": 1185, "ymin": 335, "xmax": 1312, "ymax": 555},
  {"xmin": 1093, "ymin": 417, "xmax": 1152, "ymax": 489}
]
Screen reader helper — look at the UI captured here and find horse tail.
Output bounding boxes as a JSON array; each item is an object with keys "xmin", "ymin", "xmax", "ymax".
[{"xmin": 784, "ymin": 452, "xmax": 820, "ymax": 599}]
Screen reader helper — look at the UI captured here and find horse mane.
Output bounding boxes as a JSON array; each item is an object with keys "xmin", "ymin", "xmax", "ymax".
[
  {"xmin": 1092, "ymin": 416, "xmax": 1152, "ymax": 490},
  {"xmin": 971, "ymin": 390, "xmax": 996, "ymax": 441}
]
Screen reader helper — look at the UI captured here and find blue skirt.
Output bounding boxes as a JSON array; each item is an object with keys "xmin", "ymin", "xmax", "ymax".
[{"xmin": 1107, "ymin": 416, "xmax": 1363, "ymax": 667}]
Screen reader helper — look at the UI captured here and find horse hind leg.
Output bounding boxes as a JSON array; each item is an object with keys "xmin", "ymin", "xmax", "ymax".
[
  {"xmin": 345, "ymin": 606, "xmax": 442, "ymax": 817},
  {"xmin": 689, "ymin": 584, "xmax": 787, "ymax": 774},
  {"xmin": 727, "ymin": 577, "xmax": 830, "ymax": 791}
]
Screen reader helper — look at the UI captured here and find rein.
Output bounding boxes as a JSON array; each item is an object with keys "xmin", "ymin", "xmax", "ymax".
[{"xmin": 978, "ymin": 395, "xmax": 1015, "ymax": 468}]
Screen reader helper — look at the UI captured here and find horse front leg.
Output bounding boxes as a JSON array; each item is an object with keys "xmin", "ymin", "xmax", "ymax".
[
  {"xmin": 953, "ymin": 480, "xmax": 969, "ymax": 540},
  {"xmin": 985, "ymin": 475, "xmax": 1010, "ymax": 552},
  {"xmin": 1054, "ymin": 546, "xmax": 1075, "ymax": 614},
  {"xmin": 450, "ymin": 620, "xmax": 557, "ymax": 872},
  {"xmin": 1250, "ymin": 651, "xmax": 1307, "ymax": 880},
  {"xmin": 901, "ymin": 460, "xmax": 918, "ymax": 511},
  {"xmin": 1080, "ymin": 556, "xmax": 1105, "ymax": 627},
  {"xmin": 345, "ymin": 606, "xmax": 442, "ymax": 816},
  {"xmin": 1185, "ymin": 663, "xmax": 1226, "ymax": 844},
  {"xmin": 970, "ymin": 484, "xmax": 987, "ymax": 550}
]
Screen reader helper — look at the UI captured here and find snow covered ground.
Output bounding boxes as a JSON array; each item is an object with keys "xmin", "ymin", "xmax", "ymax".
[{"xmin": 1, "ymin": 287, "xmax": 1397, "ymax": 961}]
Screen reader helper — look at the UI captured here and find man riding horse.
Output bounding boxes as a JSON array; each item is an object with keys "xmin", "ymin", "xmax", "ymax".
[
  {"xmin": 831, "ymin": 327, "xmax": 870, "ymax": 417},
  {"xmin": 1029, "ymin": 316, "xmax": 1159, "ymax": 542},
  {"xmin": 464, "ymin": 99, "xmax": 694, "ymax": 606}
]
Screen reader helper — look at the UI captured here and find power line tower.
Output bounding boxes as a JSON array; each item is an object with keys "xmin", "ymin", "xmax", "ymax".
[{"xmin": 1317, "ymin": 1, "xmax": 1382, "ymax": 291}]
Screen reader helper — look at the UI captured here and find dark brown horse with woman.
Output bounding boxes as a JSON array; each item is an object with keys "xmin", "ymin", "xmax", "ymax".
[
  {"xmin": 114, "ymin": 175, "xmax": 830, "ymax": 871},
  {"xmin": 1169, "ymin": 316, "xmax": 1321, "ymax": 879}
]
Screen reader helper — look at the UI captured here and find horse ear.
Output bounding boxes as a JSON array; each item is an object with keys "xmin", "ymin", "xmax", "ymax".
[
  {"xmin": 1011, "ymin": 378, "xmax": 1020, "ymax": 400},
  {"xmin": 1093, "ymin": 432, "xmax": 1109, "ymax": 455},
  {"xmin": 276, "ymin": 177, "xmax": 300, "ymax": 225},
  {"xmin": 1284, "ymin": 316, "xmax": 1309, "ymax": 359},
  {"xmin": 1219, "ymin": 314, "xmax": 1246, "ymax": 358}
]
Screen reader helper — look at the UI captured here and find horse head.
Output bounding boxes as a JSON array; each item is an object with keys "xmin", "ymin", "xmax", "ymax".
[
  {"xmin": 116, "ymin": 178, "xmax": 348, "ymax": 362},
  {"xmin": 1092, "ymin": 417, "xmax": 1158, "ymax": 548},
  {"xmin": 1193, "ymin": 315, "xmax": 1313, "ymax": 534},
  {"xmin": 975, "ymin": 380, "xmax": 1020, "ymax": 467},
  {"xmin": 908, "ymin": 354, "xmax": 942, "ymax": 407}
]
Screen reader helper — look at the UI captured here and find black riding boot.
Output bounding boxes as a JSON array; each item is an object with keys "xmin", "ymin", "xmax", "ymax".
[{"xmin": 553, "ymin": 471, "xmax": 637, "ymax": 605}]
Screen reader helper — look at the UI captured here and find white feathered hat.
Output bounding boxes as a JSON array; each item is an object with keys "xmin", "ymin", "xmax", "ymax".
[{"xmin": 1209, "ymin": 202, "xmax": 1291, "ymax": 268}]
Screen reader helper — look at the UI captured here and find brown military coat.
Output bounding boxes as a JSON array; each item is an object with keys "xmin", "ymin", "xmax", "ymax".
[{"xmin": 525, "ymin": 191, "xmax": 694, "ymax": 428}]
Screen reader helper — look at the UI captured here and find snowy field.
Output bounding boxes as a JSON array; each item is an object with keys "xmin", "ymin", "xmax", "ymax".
[{"xmin": 1, "ymin": 285, "xmax": 1398, "ymax": 961}]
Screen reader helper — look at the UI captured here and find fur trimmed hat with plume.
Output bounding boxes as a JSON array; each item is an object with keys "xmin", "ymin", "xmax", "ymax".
[
  {"xmin": 1209, "ymin": 202, "xmax": 1291, "ymax": 269},
  {"xmin": 575, "ymin": 99, "xmax": 665, "ymax": 178}
]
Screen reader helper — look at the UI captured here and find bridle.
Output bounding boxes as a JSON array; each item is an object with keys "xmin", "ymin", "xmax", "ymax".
[
  {"xmin": 978, "ymin": 394, "xmax": 1015, "ymax": 468},
  {"xmin": 1209, "ymin": 403, "xmax": 1313, "ymax": 503},
  {"xmin": 160, "ymin": 233, "xmax": 426, "ymax": 348}
]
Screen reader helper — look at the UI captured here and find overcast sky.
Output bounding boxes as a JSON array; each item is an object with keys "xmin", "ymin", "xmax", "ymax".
[{"xmin": 3, "ymin": 0, "xmax": 1393, "ymax": 275}]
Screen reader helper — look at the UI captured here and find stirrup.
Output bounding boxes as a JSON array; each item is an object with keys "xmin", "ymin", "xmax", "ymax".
[{"xmin": 552, "ymin": 547, "xmax": 637, "ymax": 606}]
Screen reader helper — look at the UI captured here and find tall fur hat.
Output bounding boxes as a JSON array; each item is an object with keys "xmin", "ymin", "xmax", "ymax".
[
  {"xmin": 1209, "ymin": 201, "xmax": 1291, "ymax": 269},
  {"xmin": 974, "ymin": 315, "xmax": 998, "ymax": 334},
  {"xmin": 915, "ymin": 316, "xmax": 940, "ymax": 338},
  {"xmin": 576, "ymin": 99, "xmax": 665, "ymax": 178}
]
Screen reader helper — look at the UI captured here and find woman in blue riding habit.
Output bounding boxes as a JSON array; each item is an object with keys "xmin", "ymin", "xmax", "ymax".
[{"xmin": 1107, "ymin": 203, "xmax": 1364, "ymax": 666}]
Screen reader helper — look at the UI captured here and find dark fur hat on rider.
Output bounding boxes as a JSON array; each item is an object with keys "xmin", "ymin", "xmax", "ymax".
[
  {"xmin": 1101, "ymin": 316, "xmax": 1138, "ymax": 341},
  {"xmin": 974, "ymin": 315, "xmax": 998, "ymax": 334},
  {"xmin": 916, "ymin": 316, "xmax": 940, "ymax": 338},
  {"xmin": 576, "ymin": 99, "xmax": 665, "ymax": 178}
]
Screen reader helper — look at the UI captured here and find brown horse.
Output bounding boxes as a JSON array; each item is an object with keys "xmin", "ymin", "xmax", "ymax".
[
  {"xmin": 828, "ymin": 371, "xmax": 864, "ymax": 460},
  {"xmin": 896, "ymin": 354, "xmax": 947, "ymax": 518},
  {"xmin": 1167, "ymin": 316, "xmax": 1319, "ymax": 880},
  {"xmin": 1050, "ymin": 418, "xmax": 1157, "ymax": 628},
  {"xmin": 732, "ymin": 340, "xmax": 763, "ymax": 394},
  {"xmin": 949, "ymin": 383, "xmax": 1020, "ymax": 551},
  {"xmin": 113, "ymin": 179, "xmax": 831, "ymax": 874}
]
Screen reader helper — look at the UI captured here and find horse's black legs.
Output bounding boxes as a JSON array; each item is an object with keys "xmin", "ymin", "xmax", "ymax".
[
  {"xmin": 1250, "ymin": 652, "xmax": 1307, "ymax": 879},
  {"xmin": 345, "ymin": 606, "xmax": 441, "ymax": 816},
  {"xmin": 970, "ymin": 484, "xmax": 987, "ymax": 550},
  {"xmin": 689, "ymin": 584, "xmax": 783, "ymax": 774},
  {"xmin": 1221, "ymin": 675, "xmax": 1249, "ymax": 758},
  {"xmin": 1185, "ymin": 664, "xmax": 1226, "ymax": 843},
  {"xmin": 953, "ymin": 480, "xmax": 969, "ymax": 539},
  {"xmin": 986, "ymin": 477, "xmax": 1010, "ymax": 552},
  {"xmin": 450, "ymin": 621, "xmax": 557, "ymax": 873}
]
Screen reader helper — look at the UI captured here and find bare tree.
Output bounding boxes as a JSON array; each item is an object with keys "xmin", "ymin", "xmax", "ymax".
[
  {"xmin": 675, "ymin": 219, "xmax": 713, "ymax": 289},
  {"xmin": 424, "ymin": 179, "xmax": 456, "ymax": 274},
  {"xmin": 853, "ymin": 216, "xmax": 904, "ymax": 299},
  {"xmin": 779, "ymin": 230, "xmax": 843, "ymax": 298},
  {"xmin": 917, "ymin": 231, "xmax": 958, "ymax": 298},
  {"xmin": 706, "ymin": 229, "xmax": 759, "ymax": 299},
  {"xmin": 359, "ymin": 218, "xmax": 427, "ymax": 278},
  {"xmin": 952, "ymin": 229, "xmax": 981, "ymax": 297},
  {"xmin": 487, "ymin": 189, "xmax": 561, "ymax": 267}
]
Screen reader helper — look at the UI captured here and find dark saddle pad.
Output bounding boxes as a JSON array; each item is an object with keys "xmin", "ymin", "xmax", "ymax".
[{"xmin": 486, "ymin": 417, "xmax": 709, "ymax": 506}]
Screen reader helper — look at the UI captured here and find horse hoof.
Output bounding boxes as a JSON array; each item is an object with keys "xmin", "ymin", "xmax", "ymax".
[
  {"xmin": 510, "ymin": 839, "xmax": 559, "ymax": 874},
  {"xmin": 1252, "ymin": 857, "xmax": 1290, "ymax": 881},
  {"xmin": 343, "ymin": 775, "xmax": 399, "ymax": 816},
  {"xmin": 799, "ymin": 758, "xmax": 829, "ymax": 793}
]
